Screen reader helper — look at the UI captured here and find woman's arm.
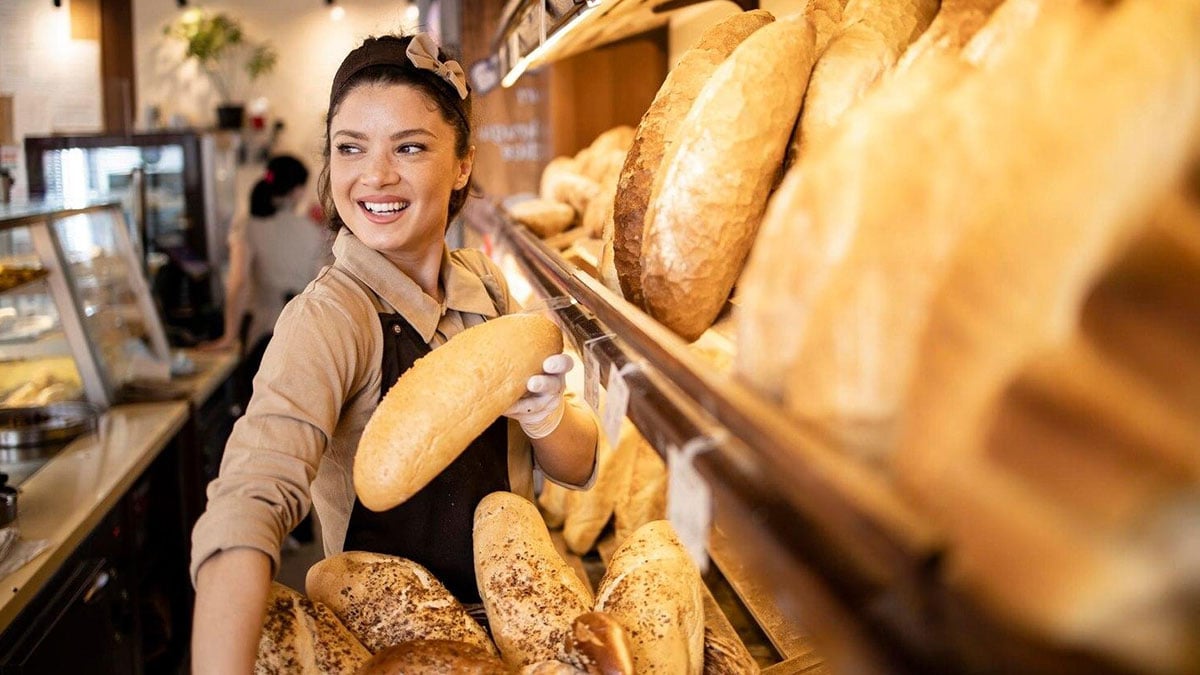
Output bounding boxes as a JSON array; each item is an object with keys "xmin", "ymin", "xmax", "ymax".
[
  {"xmin": 192, "ymin": 548, "xmax": 272, "ymax": 674},
  {"xmin": 202, "ymin": 219, "xmax": 253, "ymax": 351},
  {"xmin": 530, "ymin": 399, "xmax": 598, "ymax": 487}
]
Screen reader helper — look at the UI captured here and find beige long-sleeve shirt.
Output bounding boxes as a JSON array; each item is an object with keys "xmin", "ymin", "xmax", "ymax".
[{"xmin": 190, "ymin": 228, "xmax": 578, "ymax": 583}]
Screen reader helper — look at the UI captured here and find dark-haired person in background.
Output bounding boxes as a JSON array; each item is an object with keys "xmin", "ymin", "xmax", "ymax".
[{"xmin": 202, "ymin": 155, "xmax": 331, "ymax": 377}]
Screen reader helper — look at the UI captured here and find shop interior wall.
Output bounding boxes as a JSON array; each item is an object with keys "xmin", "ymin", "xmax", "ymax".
[{"xmin": 0, "ymin": 0, "xmax": 104, "ymax": 201}]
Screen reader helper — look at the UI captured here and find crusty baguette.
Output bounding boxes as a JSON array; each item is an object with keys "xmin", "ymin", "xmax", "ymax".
[
  {"xmin": 881, "ymin": 0, "xmax": 1200, "ymax": 669},
  {"xmin": 355, "ymin": 314, "xmax": 562, "ymax": 511},
  {"xmin": 794, "ymin": 0, "xmax": 940, "ymax": 152},
  {"xmin": 594, "ymin": 521, "xmax": 705, "ymax": 674},
  {"xmin": 256, "ymin": 582, "xmax": 370, "ymax": 674},
  {"xmin": 305, "ymin": 552, "xmax": 496, "ymax": 655},
  {"xmin": 612, "ymin": 10, "xmax": 775, "ymax": 309},
  {"xmin": 735, "ymin": 49, "xmax": 971, "ymax": 404},
  {"xmin": 509, "ymin": 199, "xmax": 577, "ymax": 238},
  {"xmin": 641, "ymin": 15, "xmax": 818, "ymax": 341},
  {"xmin": 537, "ymin": 479, "xmax": 570, "ymax": 529},
  {"xmin": 355, "ymin": 640, "xmax": 507, "ymax": 675},
  {"xmin": 894, "ymin": 0, "xmax": 1007, "ymax": 73},
  {"xmin": 564, "ymin": 612, "xmax": 636, "ymax": 675},
  {"xmin": 474, "ymin": 491, "xmax": 595, "ymax": 669},
  {"xmin": 563, "ymin": 419, "xmax": 640, "ymax": 554},
  {"xmin": 960, "ymin": 0, "xmax": 1095, "ymax": 67},
  {"xmin": 612, "ymin": 432, "xmax": 667, "ymax": 547}
]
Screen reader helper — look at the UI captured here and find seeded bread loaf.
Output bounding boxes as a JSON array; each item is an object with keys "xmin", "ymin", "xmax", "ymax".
[
  {"xmin": 355, "ymin": 314, "xmax": 562, "ymax": 512},
  {"xmin": 641, "ymin": 15, "xmax": 818, "ymax": 341},
  {"xmin": 594, "ymin": 521, "xmax": 704, "ymax": 674},
  {"xmin": 255, "ymin": 582, "xmax": 370, "ymax": 674},
  {"xmin": 612, "ymin": 10, "xmax": 775, "ymax": 309},
  {"xmin": 356, "ymin": 640, "xmax": 507, "ymax": 675},
  {"xmin": 474, "ymin": 491, "xmax": 595, "ymax": 669},
  {"xmin": 305, "ymin": 552, "xmax": 496, "ymax": 655}
]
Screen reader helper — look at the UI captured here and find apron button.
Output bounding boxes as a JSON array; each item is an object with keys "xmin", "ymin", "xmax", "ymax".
[{"xmin": 393, "ymin": 325, "xmax": 402, "ymax": 335}]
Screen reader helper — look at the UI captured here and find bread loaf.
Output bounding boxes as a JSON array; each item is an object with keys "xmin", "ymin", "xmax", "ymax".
[
  {"xmin": 520, "ymin": 662, "xmax": 587, "ymax": 675},
  {"xmin": 564, "ymin": 612, "xmax": 636, "ymax": 675},
  {"xmin": 597, "ymin": 212, "xmax": 623, "ymax": 297},
  {"xmin": 582, "ymin": 171, "xmax": 619, "ymax": 239},
  {"xmin": 538, "ymin": 479, "xmax": 570, "ymax": 529},
  {"xmin": 794, "ymin": 0, "xmax": 940, "ymax": 152},
  {"xmin": 960, "ymin": 0, "xmax": 1096, "ymax": 67},
  {"xmin": 474, "ymin": 491, "xmax": 595, "ymax": 669},
  {"xmin": 355, "ymin": 314, "xmax": 562, "ymax": 511},
  {"xmin": 594, "ymin": 521, "xmax": 704, "ymax": 674},
  {"xmin": 882, "ymin": 0, "xmax": 1200, "ymax": 669},
  {"xmin": 563, "ymin": 420, "xmax": 639, "ymax": 554},
  {"xmin": 356, "ymin": 640, "xmax": 507, "ymax": 674},
  {"xmin": 305, "ymin": 552, "xmax": 496, "ymax": 655},
  {"xmin": 509, "ymin": 199, "xmax": 577, "ymax": 238},
  {"xmin": 256, "ymin": 582, "xmax": 370, "ymax": 674},
  {"xmin": 894, "ymin": 0, "xmax": 1006, "ymax": 73},
  {"xmin": 612, "ymin": 10, "xmax": 775, "ymax": 309},
  {"xmin": 641, "ymin": 15, "xmax": 818, "ymax": 341},
  {"xmin": 612, "ymin": 433, "xmax": 667, "ymax": 546}
]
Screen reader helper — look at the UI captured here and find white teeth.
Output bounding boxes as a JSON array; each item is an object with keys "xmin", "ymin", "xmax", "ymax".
[{"xmin": 362, "ymin": 201, "xmax": 407, "ymax": 214}]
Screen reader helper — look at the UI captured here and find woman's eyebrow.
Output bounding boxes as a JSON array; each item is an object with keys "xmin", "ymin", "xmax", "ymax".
[{"xmin": 331, "ymin": 128, "xmax": 436, "ymax": 140}]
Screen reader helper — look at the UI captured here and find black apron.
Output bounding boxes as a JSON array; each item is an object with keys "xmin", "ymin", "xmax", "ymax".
[{"xmin": 344, "ymin": 313, "xmax": 510, "ymax": 604}]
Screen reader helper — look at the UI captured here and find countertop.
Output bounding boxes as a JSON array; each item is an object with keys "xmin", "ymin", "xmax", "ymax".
[
  {"xmin": 174, "ymin": 348, "xmax": 238, "ymax": 408},
  {"xmin": 0, "ymin": 401, "xmax": 190, "ymax": 631}
]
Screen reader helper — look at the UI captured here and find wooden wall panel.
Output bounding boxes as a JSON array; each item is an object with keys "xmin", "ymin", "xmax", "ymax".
[{"xmin": 99, "ymin": 0, "xmax": 135, "ymax": 133}]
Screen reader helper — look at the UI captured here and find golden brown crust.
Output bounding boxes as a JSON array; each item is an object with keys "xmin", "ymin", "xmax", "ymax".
[
  {"xmin": 305, "ymin": 552, "xmax": 496, "ymax": 655},
  {"xmin": 474, "ymin": 492, "xmax": 595, "ymax": 669},
  {"xmin": 702, "ymin": 625, "xmax": 759, "ymax": 674},
  {"xmin": 612, "ymin": 10, "xmax": 775, "ymax": 309},
  {"xmin": 255, "ymin": 582, "xmax": 370, "ymax": 674},
  {"xmin": 563, "ymin": 420, "xmax": 640, "ymax": 555},
  {"xmin": 566, "ymin": 612, "xmax": 636, "ymax": 675},
  {"xmin": 641, "ymin": 15, "xmax": 817, "ymax": 341},
  {"xmin": 509, "ymin": 199, "xmax": 577, "ymax": 238},
  {"xmin": 612, "ymin": 433, "xmax": 667, "ymax": 547},
  {"xmin": 354, "ymin": 315, "xmax": 562, "ymax": 512},
  {"xmin": 594, "ymin": 521, "xmax": 704, "ymax": 674},
  {"xmin": 355, "ymin": 640, "xmax": 508, "ymax": 675}
]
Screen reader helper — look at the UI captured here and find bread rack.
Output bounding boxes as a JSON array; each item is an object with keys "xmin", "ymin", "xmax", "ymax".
[{"xmin": 485, "ymin": 215, "xmax": 1150, "ymax": 675}]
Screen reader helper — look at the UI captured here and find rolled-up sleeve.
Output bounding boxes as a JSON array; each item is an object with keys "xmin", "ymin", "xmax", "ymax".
[{"xmin": 189, "ymin": 292, "xmax": 368, "ymax": 585}]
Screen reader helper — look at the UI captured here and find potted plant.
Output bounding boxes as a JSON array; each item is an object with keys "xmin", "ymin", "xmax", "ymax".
[{"xmin": 164, "ymin": 9, "xmax": 277, "ymax": 129}]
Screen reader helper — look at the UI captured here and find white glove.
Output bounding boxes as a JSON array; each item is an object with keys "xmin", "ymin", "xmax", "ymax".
[{"xmin": 504, "ymin": 354, "xmax": 572, "ymax": 439}]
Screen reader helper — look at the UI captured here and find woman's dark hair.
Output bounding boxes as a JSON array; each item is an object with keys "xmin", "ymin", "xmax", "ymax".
[
  {"xmin": 317, "ymin": 34, "xmax": 474, "ymax": 233},
  {"xmin": 250, "ymin": 155, "xmax": 310, "ymax": 217}
]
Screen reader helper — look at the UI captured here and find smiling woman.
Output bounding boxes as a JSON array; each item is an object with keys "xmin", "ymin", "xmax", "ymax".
[{"xmin": 187, "ymin": 33, "xmax": 599, "ymax": 674}]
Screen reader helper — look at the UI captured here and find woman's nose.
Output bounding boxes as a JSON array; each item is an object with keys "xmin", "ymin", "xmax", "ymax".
[{"xmin": 361, "ymin": 153, "xmax": 399, "ymax": 187}]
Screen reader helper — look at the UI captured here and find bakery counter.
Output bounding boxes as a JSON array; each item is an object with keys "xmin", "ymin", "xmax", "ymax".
[
  {"xmin": 175, "ymin": 347, "xmax": 238, "ymax": 409},
  {"xmin": 0, "ymin": 400, "xmax": 190, "ymax": 632}
]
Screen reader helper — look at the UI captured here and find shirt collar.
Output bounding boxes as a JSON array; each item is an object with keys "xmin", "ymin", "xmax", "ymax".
[{"xmin": 333, "ymin": 229, "xmax": 498, "ymax": 343}]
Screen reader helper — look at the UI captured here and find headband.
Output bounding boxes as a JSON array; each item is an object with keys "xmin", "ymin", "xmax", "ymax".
[{"xmin": 329, "ymin": 33, "xmax": 469, "ymax": 109}]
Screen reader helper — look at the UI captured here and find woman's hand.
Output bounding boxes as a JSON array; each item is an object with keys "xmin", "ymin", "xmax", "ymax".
[{"xmin": 503, "ymin": 354, "xmax": 572, "ymax": 439}]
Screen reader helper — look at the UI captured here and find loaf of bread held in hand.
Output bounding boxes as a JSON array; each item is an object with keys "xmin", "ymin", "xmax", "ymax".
[
  {"xmin": 474, "ymin": 491, "xmax": 595, "ymax": 669},
  {"xmin": 305, "ymin": 551, "xmax": 496, "ymax": 655},
  {"xmin": 641, "ymin": 15, "xmax": 818, "ymax": 341},
  {"xmin": 355, "ymin": 640, "xmax": 507, "ymax": 675},
  {"xmin": 594, "ymin": 520, "xmax": 704, "ymax": 674},
  {"xmin": 355, "ymin": 314, "xmax": 563, "ymax": 511},
  {"xmin": 612, "ymin": 10, "xmax": 774, "ymax": 309},
  {"xmin": 256, "ymin": 582, "xmax": 370, "ymax": 674}
]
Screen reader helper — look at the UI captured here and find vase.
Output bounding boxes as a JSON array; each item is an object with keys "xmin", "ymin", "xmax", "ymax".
[{"xmin": 215, "ymin": 104, "xmax": 245, "ymax": 130}]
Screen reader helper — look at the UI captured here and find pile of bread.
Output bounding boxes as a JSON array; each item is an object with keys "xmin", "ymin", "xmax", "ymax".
[
  {"xmin": 509, "ymin": 0, "xmax": 1200, "ymax": 672},
  {"xmin": 254, "ymin": 493, "xmax": 755, "ymax": 674}
]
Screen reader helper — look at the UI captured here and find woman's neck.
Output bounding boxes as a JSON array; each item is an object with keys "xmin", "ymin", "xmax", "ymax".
[{"xmin": 384, "ymin": 241, "xmax": 445, "ymax": 302}]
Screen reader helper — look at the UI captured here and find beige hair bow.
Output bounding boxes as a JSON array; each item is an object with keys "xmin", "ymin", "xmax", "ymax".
[{"xmin": 406, "ymin": 33, "xmax": 469, "ymax": 100}]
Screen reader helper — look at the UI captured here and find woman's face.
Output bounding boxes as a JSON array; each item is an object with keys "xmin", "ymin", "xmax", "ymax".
[{"xmin": 329, "ymin": 82, "xmax": 473, "ymax": 261}]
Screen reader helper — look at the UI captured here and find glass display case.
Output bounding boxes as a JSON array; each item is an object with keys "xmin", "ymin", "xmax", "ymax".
[
  {"xmin": 0, "ymin": 200, "xmax": 170, "ymax": 408},
  {"xmin": 23, "ymin": 131, "xmax": 240, "ymax": 342}
]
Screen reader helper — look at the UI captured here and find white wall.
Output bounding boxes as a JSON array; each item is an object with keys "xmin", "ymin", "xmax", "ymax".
[
  {"xmin": 0, "ymin": 0, "xmax": 104, "ymax": 200},
  {"xmin": 135, "ymin": 0, "xmax": 422, "ymax": 166}
]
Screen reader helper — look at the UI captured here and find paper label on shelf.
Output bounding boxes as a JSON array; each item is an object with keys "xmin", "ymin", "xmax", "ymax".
[
  {"xmin": 668, "ymin": 437, "xmax": 715, "ymax": 574},
  {"xmin": 601, "ymin": 362, "xmax": 632, "ymax": 448},
  {"xmin": 582, "ymin": 334, "xmax": 613, "ymax": 413}
]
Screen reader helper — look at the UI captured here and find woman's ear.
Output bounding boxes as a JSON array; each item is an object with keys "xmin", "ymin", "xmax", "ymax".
[{"xmin": 454, "ymin": 146, "xmax": 476, "ymax": 190}]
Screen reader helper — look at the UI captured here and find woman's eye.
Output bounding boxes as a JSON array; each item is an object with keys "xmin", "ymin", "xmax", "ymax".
[
  {"xmin": 397, "ymin": 144, "xmax": 425, "ymax": 155},
  {"xmin": 335, "ymin": 143, "xmax": 362, "ymax": 155}
]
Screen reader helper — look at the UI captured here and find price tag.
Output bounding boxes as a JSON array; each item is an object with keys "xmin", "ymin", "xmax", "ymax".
[
  {"xmin": 601, "ymin": 362, "xmax": 633, "ymax": 448},
  {"xmin": 668, "ymin": 436, "xmax": 717, "ymax": 574},
  {"xmin": 581, "ymin": 334, "xmax": 613, "ymax": 413}
]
